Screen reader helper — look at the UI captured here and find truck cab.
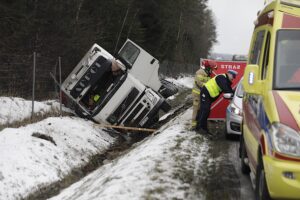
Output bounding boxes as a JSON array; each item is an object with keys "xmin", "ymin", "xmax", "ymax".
[
  {"xmin": 241, "ymin": 0, "xmax": 300, "ymax": 199},
  {"xmin": 61, "ymin": 39, "xmax": 176, "ymax": 128}
]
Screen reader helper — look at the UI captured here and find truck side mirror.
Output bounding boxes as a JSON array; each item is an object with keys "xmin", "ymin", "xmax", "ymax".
[{"xmin": 242, "ymin": 64, "xmax": 263, "ymax": 95}]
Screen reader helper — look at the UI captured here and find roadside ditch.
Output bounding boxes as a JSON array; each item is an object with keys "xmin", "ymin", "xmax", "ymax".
[{"xmin": 25, "ymin": 87, "xmax": 192, "ymax": 200}]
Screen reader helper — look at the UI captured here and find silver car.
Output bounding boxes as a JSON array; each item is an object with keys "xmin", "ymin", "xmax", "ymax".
[{"xmin": 225, "ymin": 78, "xmax": 244, "ymax": 138}]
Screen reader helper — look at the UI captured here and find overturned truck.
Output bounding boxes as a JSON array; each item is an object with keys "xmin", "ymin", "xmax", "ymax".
[{"xmin": 61, "ymin": 39, "xmax": 177, "ymax": 128}]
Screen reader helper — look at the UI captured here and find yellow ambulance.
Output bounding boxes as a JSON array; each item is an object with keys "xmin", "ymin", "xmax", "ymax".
[{"xmin": 241, "ymin": 0, "xmax": 300, "ymax": 199}]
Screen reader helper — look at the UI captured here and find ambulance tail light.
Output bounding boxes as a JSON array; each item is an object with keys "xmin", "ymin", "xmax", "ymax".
[
  {"xmin": 270, "ymin": 122, "xmax": 300, "ymax": 158},
  {"xmin": 281, "ymin": 0, "xmax": 300, "ymax": 7}
]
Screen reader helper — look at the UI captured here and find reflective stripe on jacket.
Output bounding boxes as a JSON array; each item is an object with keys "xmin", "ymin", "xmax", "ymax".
[
  {"xmin": 192, "ymin": 69, "xmax": 210, "ymax": 95},
  {"xmin": 205, "ymin": 74, "xmax": 226, "ymax": 98}
]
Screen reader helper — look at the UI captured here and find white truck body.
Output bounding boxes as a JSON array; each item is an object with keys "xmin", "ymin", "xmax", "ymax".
[
  {"xmin": 119, "ymin": 40, "xmax": 162, "ymax": 91},
  {"xmin": 61, "ymin": 39, "xmax": 176, "ymax": 128}
]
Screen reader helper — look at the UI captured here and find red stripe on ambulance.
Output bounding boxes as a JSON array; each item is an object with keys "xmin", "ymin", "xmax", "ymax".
[
  {"xmin": 273, "ymin": 91, "xmax": 300, "ymax": 131},
  {"xmin": 282, "ymin": 13, "xmax": 300, "ymax": 28}
]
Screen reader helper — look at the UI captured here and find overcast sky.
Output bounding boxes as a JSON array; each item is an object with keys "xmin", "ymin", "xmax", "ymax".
[{"xmin": 208, "ymin": 0, "xmax": 264, "ymax": 55}]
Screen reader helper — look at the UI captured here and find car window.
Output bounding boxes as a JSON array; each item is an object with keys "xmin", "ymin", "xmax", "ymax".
[
  {"xmin": 274, "ymin": 30, "xmax": 300, "ymax": 89},
  {"xmin": 261, "ymin": 32, "xmax": 271, "ymax": 79},
  {"xmin": 236, "ymin": 79, "xmax": 244, "ymax": 98}
]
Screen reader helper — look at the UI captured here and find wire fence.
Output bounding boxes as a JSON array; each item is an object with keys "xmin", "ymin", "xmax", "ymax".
[{"xmin": 0, "ymin": 52, "xmax": 60, "ymax": 100}]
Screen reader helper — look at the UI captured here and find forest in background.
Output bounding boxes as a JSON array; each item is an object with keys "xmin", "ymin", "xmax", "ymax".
[{"xmin": 0, "ymin": 0, "xmax": 216, "ymax": 99}]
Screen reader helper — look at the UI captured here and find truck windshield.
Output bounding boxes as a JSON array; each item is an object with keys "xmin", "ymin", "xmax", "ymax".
[
  {"xmin": 274, "ymin": 30, "xmax": 300, "ymax": 89},
  {"xmin": 118, "ymin": 42, "xmax": 140, "ymax": 68}
]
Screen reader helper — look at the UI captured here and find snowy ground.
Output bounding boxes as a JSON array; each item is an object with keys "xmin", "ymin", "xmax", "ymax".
[
  {"xmin": 0, "ymin": 97, "xmax": 62, "ymax": 125},
  {"xmin": 0, "ymin": 76, "xmax": 201, "ymax": 200},
  {"xmin": 166, "ymin": 76, "xmax": 194, "ymax": 89},
  {"xmin": 50, "ymin": 109, "xmax": 210, "ymax": 200},
  {"xmin": 0, "ymin": 97, "xmax": 117, "ymax": 200},
  {"xmin": 0, "ymin": 117, "xmax": 116, "ymax": 200}
]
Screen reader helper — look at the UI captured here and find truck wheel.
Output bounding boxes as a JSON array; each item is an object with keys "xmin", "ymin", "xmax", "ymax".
[
  {"xmin": 159, "ymin": 79, "xmax": 178, "ymax": 98},
  {"xmin": 240, "ymin": 137, "xmax": 250, "ymax": 174},
  {"xmin": 256, "ymin": 154, "xmax": 271, "ymax": 200}
]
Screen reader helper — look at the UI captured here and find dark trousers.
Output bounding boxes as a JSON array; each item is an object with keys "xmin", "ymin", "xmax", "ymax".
[{"xmin": 196, "ymin": 87, "xmax": 213, "ymax": 131}]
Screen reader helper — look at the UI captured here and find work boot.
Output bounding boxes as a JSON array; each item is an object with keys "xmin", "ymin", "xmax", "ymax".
[
  {"xmin": 196, "ymin": 128, "xmax": 207, "ymax": 135},
  {"xmin": 190, "ymin": 126, "xmax": 197, "ymax": 131},
  {"xmin": 190, "ymin": 121, "xmax": 197, "ymax": 131}
]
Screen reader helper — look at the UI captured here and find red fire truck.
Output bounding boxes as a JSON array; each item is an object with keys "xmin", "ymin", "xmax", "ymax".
[{"xmin": 200, "ymin": 58, "xmax": 246, "ymax": 120}]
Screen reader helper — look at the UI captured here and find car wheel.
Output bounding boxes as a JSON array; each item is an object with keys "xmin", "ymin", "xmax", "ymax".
[
  {"xmin": 240, "ymin": 137, "xmax": 250, "ymax": 174},
  {"xmin": 256, "ymin": 154, "xmax": 271, "ymax": 200}
]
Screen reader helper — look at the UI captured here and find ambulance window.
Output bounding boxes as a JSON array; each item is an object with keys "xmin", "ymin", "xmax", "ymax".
[
  {"xmin": 250, "ymin": 30, "xmax": 265, "ymax": 64},
  {"xmin": 274, "ymin": 30, "xmax": 300, "ymax": 89},
  {"xmin": 261, "ymin": 32, "xmax": 271, "ymax": 79}
]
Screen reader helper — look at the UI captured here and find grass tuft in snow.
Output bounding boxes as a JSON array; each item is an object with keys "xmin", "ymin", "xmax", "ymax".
[
  {"xmin": 32, "ymin": 132, "xmax": 57, "ymax": 146},
  {"xmin": 144, "ymin": 186, "xmax": 166, "ymax": 199},
  {"xmin": 169, "ymin": 136, "xmax": 185, "ymax": 151}
]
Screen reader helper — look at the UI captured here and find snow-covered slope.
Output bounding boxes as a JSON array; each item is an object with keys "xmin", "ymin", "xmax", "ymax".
[
  {"xmin": 0, "ymin": 76, "xmax": 196, "ymax": 200},
  {"xmin": 50, "ymin": 109, "xmax": 209, "ymax": 200},
  {"xmin": 0, "ymin": 97, "xmax": 61, "ymax": 125},
  {"xmin": 165, "ymin": 76, "xmax": 194, "ymax": 89},
  {"xmin": 0, "ymin": 117, "xmax": 116, "ymax": 200}
]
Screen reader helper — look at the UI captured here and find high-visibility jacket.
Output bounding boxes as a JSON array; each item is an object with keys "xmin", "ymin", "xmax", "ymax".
[
  {"xmin": 93, "ymin": 94, "xmax": 100, "ymax": 102},
  {"xmin": 205, "ymin": 74, "xmax": 226, "ymax": 98},
  {"xmin": 192, "ymin": 68, "xmax": 210, "ymax": 95}
]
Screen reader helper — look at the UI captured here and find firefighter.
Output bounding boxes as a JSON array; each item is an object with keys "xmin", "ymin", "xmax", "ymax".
[
  {"xmin": 191, "ymin": 60, "xmax": 217, "ymax": 130},
  {"xmin": 196, "ymin": 69, "xmax": 238, "ymax": 134}
]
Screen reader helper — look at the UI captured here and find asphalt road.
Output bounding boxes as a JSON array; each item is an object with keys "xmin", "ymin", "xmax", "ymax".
[{"xmin": 201, "ymin": 121, "xmax": 255, "ymax": 200}]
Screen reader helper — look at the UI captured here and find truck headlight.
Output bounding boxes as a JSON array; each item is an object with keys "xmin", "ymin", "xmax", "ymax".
[
  {"xmin": 271, "ymin": 123, "xmax": 300, "ymax": 157},
  {"xmin": 146, "ymin": 91, "xmax": 157, "ymax": 104}
]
